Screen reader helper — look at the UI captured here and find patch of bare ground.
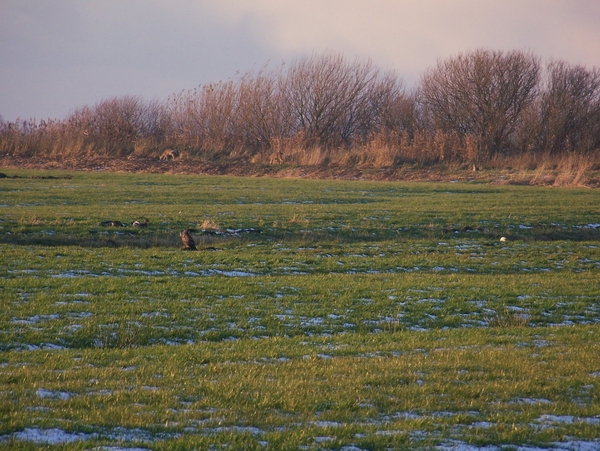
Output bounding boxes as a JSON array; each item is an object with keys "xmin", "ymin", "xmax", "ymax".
[{"xmin": 1, "ymin": 155, "xmax": 599, "ymax": 187}]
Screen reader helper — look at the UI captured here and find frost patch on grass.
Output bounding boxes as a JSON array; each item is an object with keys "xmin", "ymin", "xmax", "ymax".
[
  {"xmin": 105, "ymin": 427, "xmax": 157, "ymax": 442},
  {"xmin": 12, "ymin": 314, "xmax": 60, "ymax": 324},
  {"xmin": 141, "ymin": 311, "xmax": 169, "ymax": 318},
  {"xmin": 375, "ymin": 429, "xmax": 404, "ymax": 436},
  {"xmin": 536, "ymin": 414, "xmax": 600, "ymax": 426},
  {"xmin": 313, "ymin": 421, "xmax": 344, "ymax": 428},
  {"xmin": 12, "ymin": 343, "xmax": 66, "ymax": 351},
  {"xmin": 202, "ymin": 426, "xmax": 265, "ymax": 436},
  {"xmin": 438, "ymin": 440, "xmax": 600, "ymax": 450},
  {"xmin": 56, "ymin": 300, "xmax": 90, "ymax": 305},
  {"xmin": 302, "ymin": 317, "xmax": 324, "ymax": 327},
  {"xmin": 142, "ymin": 386, "xmax": 160, "ymax": 391},
  {"xmin": 315, "ymin": 436, "xmax": 335, "ymax": 442},
  {"xmin": 118, "ymin": 269, "xmax": 166, "ymax": 276},
  {"xmin": 418, "ymin": 298, "xmax": 445, "ymax": 304},
  {"xmin": 11, "ymin": 428, "xmax": 92, "ymax": 444},
  {"xmin": 8, "ymin": 269, "xmax": 39, "ymax": 274},
  {"xmin": 469, "ymin": 422, "xmax": 493, "ymax": 428},
  {"xmin": 393, "ymin": 411, "xmax": 423, "ymax": 420},
  {"xmin": 52, "ymin": 270, "xmax": 97, "ymax": 278},
  {"xmin": 94, "ymin": 447, "xmax": 149, "ymax": 451},
  {"xmin": 580, "ymin": 223, "xmax": 600, "ymax": 229},
  {"xmin": 512, "ymin": 398, "xmax": 553, "ymax": 405},
  {"xmin": 36, "ymin": 388, "xmax": 72, "ymax": 400},
  {"xmin": 69, "ymin": 311, "xmax": 94, "ymax": 319},
  {"xmin": 203, "ymin": 269, "xmax": 257, "ymax": 277}
]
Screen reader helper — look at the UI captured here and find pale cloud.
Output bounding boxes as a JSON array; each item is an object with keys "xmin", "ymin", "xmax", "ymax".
[
  {"xmin": 1, "ymin": 0, "xmax": 599, "ymax": 121},
  {"xmin": 206, "ymin": 0, "xmax": 600, "ymax": 84}
]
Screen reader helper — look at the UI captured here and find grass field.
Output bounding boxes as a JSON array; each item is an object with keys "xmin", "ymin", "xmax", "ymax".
[{"xmin": 1, "ymin": 169, "xmax": 599, "ymax": 450}]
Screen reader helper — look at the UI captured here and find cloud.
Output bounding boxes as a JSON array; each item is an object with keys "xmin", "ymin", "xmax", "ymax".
[
  {"xmin": 1, "ymin": 0, "xmax": 599, "ymax": 121},
  {"xmin": 0, "ymin": 1, "xmax": 272, "ymax": 120},
  {"xmin": 207, "ymin": 0, "xmax": 600, "ymax": 84}
]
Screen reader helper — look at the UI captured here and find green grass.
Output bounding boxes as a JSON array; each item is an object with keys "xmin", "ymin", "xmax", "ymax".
[{"xmin": 0, "ymin": 169, "xmax": 599, "ymax": 449}]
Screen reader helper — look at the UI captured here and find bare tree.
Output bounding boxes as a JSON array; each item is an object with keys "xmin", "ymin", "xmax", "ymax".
[
  {"xmin": 83, "ymin": 96, "xmax": 147, "ymax": 154},
  {"xmin": 538, "ymin": 60, "xmax": 600, "ymax": 154},
  {"xmin": 167, "ymin": 81, "xmax": 237, "ymax": 155},
  {"xmin": 233, "ymin": 66, "xmax": 293, "ymax": 153},
  {"xmin": 376, "ymin": 84, "xmax": 418, "ymax": 141},
  {"xmin": 419, "ymin": 49, "xmax": 541, "ymax": 156},
  {"xmin": 282, "ymin": 52, "xmax": 389, "ymax": 148},
  {"xmin": 140, "ymin": 99, "xmax": 172, "ymax": 143},
  {"xmin": 345, "ymin": 69, "xmax": 405, "ymax": 145}
]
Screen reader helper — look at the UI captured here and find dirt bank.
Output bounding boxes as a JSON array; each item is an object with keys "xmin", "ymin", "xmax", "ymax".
[{"xmin": 1, "ymin": 156, "xmax": 599, "ymax": 187}]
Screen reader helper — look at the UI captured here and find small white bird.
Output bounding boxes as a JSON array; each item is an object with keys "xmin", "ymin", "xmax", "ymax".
[{"xmin": 500, "ymin": 236, "xmax": 507, "ymax": 242}]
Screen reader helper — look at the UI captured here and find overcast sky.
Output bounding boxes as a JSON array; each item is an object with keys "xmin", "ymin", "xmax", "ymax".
[{"xmin": 1, "ymin": 0, "xmax": 600, "ymax": 122}]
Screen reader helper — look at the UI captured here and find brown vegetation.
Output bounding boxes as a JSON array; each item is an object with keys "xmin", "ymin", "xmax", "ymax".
[{"xmin": 1, "ymin": 50, "xmax": 599, "ymax": 186}]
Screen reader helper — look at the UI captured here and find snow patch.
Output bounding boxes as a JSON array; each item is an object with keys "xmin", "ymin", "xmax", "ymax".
[
  {"xmin": 12, "ymin": 428, "xmax": 91, "ymax": 444},
  {"xmin": 36, "ymin": 388, "xmax": 72, "ymax": 400}
]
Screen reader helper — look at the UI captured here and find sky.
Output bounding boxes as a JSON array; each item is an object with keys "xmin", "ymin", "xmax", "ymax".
[{"xmin": 1, "ymin": 0, "xmax": 600, "ymax": 122}]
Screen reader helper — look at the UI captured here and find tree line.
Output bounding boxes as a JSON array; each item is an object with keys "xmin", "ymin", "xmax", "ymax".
[{"xmin": 1, "ymin": 49, "xmax": 599, "ymax": 167}]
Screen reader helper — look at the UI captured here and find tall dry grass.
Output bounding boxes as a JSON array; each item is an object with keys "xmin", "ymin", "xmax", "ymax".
[
  {"xmin": 485, "ymin": 151, "xmax": 600, "ymax": 186},
  {"xmin": 553, "ymin": 153, "xmax": 596, "ymax": 187}
]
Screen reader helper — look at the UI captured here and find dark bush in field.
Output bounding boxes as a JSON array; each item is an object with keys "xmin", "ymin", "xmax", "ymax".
[{"xmin": 1, "ymin": 50, "xmax": 599, "ymax": 172}]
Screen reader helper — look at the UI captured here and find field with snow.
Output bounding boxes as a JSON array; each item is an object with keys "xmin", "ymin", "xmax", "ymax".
[{"xmin": 1, "ymin": 170, "xmax": 599, "ymax": 450}]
